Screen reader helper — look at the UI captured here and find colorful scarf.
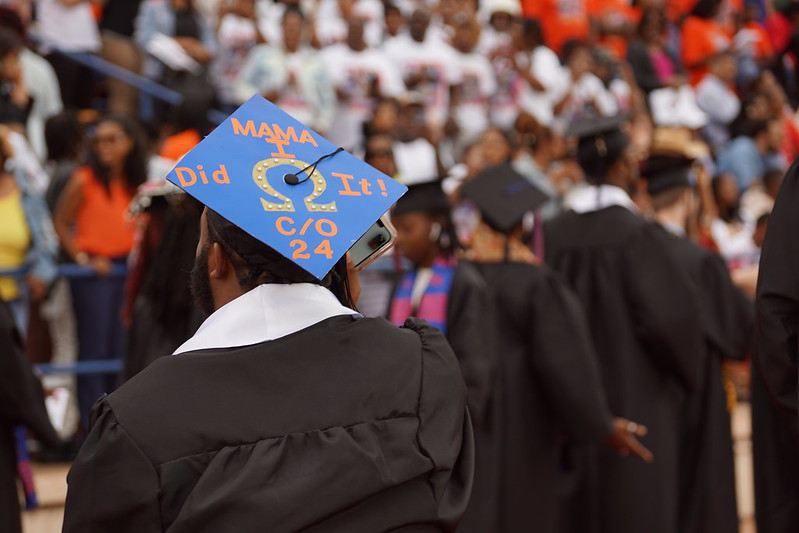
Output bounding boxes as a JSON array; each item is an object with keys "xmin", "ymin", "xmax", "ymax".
[{"xmin": 389, "ymin": 255, "xmax": 456, "ymax": 335}]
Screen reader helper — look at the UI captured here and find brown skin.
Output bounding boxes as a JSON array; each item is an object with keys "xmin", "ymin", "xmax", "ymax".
[
  {"xmin": 607, "ymin": 418, "xmax": 654, "ymax": 462},
  {"xmin": 480, "ymin": 128, "xmax": 512, "ymax": 166},
  {"xmin": 391, "ymin": 211, "xmax": 442, "ymax": 269},
  {"xmin": 364, "ymin": 134, "xmax": 398, "ymax": 177},
  {"xmin": 54, "ymin": 121, "xmax": 135, "ymax": 277}
]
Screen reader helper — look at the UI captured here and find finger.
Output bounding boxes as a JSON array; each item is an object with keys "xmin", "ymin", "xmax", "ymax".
[
  {"xmin": 634, "ymin": 424, "xmax": 648, "ymax": 437},
  {"xmin": 625, "ymin": 436, "xmax": 654, "ymax": 463}
]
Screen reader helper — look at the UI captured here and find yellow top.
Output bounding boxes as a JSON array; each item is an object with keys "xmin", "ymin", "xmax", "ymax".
[{"xmin": 0, "ymin": 188, "xmax": 30, "ymax": 300}]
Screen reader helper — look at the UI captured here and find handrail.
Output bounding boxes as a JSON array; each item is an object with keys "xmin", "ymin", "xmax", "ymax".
[
  {"xmin": 34, "ymin": 359, "xmax": 123, "ymax": 376},
  {"xmin": 0, "ymin": 264, "xmax": 129, "ymax": 279}
]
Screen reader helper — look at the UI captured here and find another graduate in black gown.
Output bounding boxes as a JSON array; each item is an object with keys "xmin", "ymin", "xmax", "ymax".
[
  {"xmin": 0, "ymin": 299, "xmax": 60, "ymax": 533},
  {"xmin": 643, "ymin": 156, "xmax": 753, "ymax": 533},
  {"xmin": 754, "ymin": 158, "xmax": 799, "ymax": 532},
  {"xmin": 457, "ymin": 164, "xmax": 652, "ymax": 533},
  {"xmin": 545, "ymin": 116, "xmax": 704, "ymax": 533},
  {"xmin": 388, "ymin": 181, "xmax": 496, "ymax": 425}
]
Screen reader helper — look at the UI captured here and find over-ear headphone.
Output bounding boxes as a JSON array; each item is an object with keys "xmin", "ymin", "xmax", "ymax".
[{"xmin": 429, "ymin": 222, "xmax": 442, "ymax": 242}]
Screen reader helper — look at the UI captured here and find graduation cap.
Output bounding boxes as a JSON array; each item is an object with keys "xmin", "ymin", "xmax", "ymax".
[
  {"xmin": 460, "ymin": 162, "xmax": 548, "ymax": 233},
  {"xmin": 392, "ymin": 180, "xmax": 451, "ymax": 217},
  {"xmin": 641, "ymin": 156, "xmax": 695, "ymax": 196},
  {"xmin": 166, "ymin": 95, "xmax": 407, "ymax": 280},
  {"xmin": 566, "ymin": 114, "xmax": 630, "ymax": 180}
]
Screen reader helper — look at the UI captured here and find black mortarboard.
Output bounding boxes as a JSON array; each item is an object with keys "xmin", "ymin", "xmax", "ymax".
[
  {"xmin": 566, "ymin": 114, "xmax": 630, "ymax": 182},
  {"xmin": 460, "ymin": 162, "xmax": 548, "ymax": 233},
  {"xmin": 392, "ymin": 180, "xmax": 451, "ymax": 216},
  {"xmin": 641, "ymin": 156, "xmax": 694, "ymax": 196}
]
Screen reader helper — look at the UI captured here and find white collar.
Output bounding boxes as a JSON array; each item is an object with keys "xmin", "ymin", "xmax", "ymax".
[
  {"xmin": 564, "ymin": 184, "xmax": 639, "ymax": 214},
  {"xmin": 173, "ymin": 283, "xmax": 358, "ymax": 355},
  {"xmin": 659, "ymin": 220, "xmax": 686, "ymax": 237}
]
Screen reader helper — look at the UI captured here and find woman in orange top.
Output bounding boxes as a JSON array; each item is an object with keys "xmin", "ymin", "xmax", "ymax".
[{"xmin": 54, "ymin": 115, "xmax": 147, "ymax": 430}]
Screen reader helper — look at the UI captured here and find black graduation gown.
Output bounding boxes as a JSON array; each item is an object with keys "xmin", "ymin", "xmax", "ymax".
[
  {"xmin": 545, "ymin": 206, "xmax": 704, "ymax": 533},
  {"xmin": 64, "ymin": 316, "xmax": 474, "ymax": 532},
  {"xmin": 754, "ymin": 159, "xmax": 799, "ymax": 531},
  {"xmin": 0, "ymin": 300, "xmax": 60, "ymax": 533},
  {"xmin": 657, "ymin": 229, "xmax": 752, "ymax": 533},
  {"xmin": 458, "ymin": 262, "xmax": 613, "ymax": 533},
  {"xmin": 387, "ymin": 261, "xmax": 497, "ymax": 426}
]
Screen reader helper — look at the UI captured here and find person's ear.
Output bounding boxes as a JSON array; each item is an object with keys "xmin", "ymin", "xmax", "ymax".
[{"xmin": 208, "ymin": 242, "xmax": 230, "ymax": 280}]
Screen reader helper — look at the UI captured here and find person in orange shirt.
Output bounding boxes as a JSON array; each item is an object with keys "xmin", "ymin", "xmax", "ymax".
[
  {"xmin": 521, "ymin": 0, "xmax": 592, "ymax": 55},
  {"xmin": 681, "ymin": 0, "xmax": 732, "ymax": 86},
  {"xmin": 54, "ymin": 115, "xmax": 148, "ymax": 430},
  {"xmin": 588, "ymin": 0, "xmax": 640, "ymax": 59}
]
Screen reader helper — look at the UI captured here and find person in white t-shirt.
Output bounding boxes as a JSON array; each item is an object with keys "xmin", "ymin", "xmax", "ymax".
[
  {"xmin": 554, "ymin": 40, "xmax": 619, "ymax": 123},
  {"xmin": 213, "ymin": 0, "xmax": 265, "ymax": 109},
  {"xmin": 313, "ymin": 0, "xmax": 383, "ymax": 48},
  {"xmin": 236, "ymin": 5, "xmax": 335, "ymax": 133},
  {"xmin": 321, "ymin": 17, "xmax": 404, "ymax": 150},
  {"xmin": 35, "ymin": 0, "xmax": 101, "ymax": 109},
  {"xmin": 451, "ymin": 16, "xmax": 495, "ymax": 146},
  {"xmin": 392, "ymin": 100, "xmax": 441, "ymax": 185},
  {"xmin": 383, "ymin": 8, "xmax": 461, "ymax": 132}
]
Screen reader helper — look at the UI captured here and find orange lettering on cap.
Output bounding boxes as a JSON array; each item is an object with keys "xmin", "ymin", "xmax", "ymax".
[
  {"xmin": 175, "ymin": 167, "xmax": 197, "ymax": 187},
  {"xmin": 332, "ymin": 172, "xmax": 361, "ymax": 196}
]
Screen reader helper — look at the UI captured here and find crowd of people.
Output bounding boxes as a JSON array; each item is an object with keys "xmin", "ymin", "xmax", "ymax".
[{"xmin": 1, "ymin": 0, "xmax": 799, "ymax": 531}]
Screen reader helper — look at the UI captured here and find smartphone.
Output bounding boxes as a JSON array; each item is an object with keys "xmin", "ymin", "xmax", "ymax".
[{"xmin": 349, "ymin": 214, "xmax": 397, "ymax": 271}]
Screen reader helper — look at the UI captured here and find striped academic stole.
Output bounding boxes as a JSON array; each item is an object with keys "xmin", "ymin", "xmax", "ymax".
[
  {"xmin": 15, "ymin": 425, "xmax": 37, "ymax": 509},
  {"xmin": 390, "ymin": 256, "xmax": 456, "ymax": 335}
]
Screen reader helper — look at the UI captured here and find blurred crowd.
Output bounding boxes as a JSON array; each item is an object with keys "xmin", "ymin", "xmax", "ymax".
[{"xmin": 0, "ymin": 0, "xmax": 798, "ymax": 529}]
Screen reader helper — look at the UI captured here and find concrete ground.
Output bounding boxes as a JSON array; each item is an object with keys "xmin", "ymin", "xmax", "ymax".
[{"xmin": 22, "ymin": 404, "xmax": 759, "ymax": 533}]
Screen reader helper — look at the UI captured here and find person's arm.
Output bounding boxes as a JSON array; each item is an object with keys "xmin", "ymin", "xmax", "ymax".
[
  {"xmin": 528, "ymin": 269, "xmax": 651, "ymax": 460},
  {"xmin": 63, "ymin": 400, "xmax": 162, "ymax": 532},
  {"xmin": 20, "ymin": 180, "xmax": 58, "ymax": 301},
  {"xmin": 755, "ymin": 159, "xmax": 799, "ymax": 438},
  {"xmin": 133, "ymin": 0, "xmax": 159, "ymax": 50},
  {"xmin": 53, "ymin": 170, "xmax": 111, "ymax": 276}
]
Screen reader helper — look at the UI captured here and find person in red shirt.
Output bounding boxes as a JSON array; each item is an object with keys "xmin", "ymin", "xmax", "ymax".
[{"xmin": 681, "ymin": 0, "xmax": 732, "ymax": 86}]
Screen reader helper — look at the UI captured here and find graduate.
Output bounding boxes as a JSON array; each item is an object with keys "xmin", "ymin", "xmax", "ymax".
[
  {"xmin": 642, "ymin": 155, "xmax": 753, "ymax": 533},
  {"xmin": 63, "ymin": 97, "xmax": 474, "ymax": 532},
  {"xmin": 457, "ymin": 163, "xmax": 652, "ymax": 533},
  {"xmin": 388, "ymin": 181, "xmax": 496, "ymax": 425},
  {"xmin": 754, "ymin": 158, "xmax": 799, "ymax": 532},
  {"xmin": 545, "ymin": 116, "xmax": 705, "ymax": 533}
]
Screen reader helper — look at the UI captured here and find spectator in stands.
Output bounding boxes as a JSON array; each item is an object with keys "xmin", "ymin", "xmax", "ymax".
[
  {"xmin": 235, "ymin": 5, "xmax": 335, "ymax": 133},
  {"xmin": 681, "ymin": 0, "xmax": 730, "ymax": 86},
  {"xmin": 381, "ymin": 3, "xmax": 404, "ymax": 43},
  {"xmin": 626, "ymin": 7, "xmax": 685, "ymax": 95},
  {"xmin": 0, "ymin": 124, "xmax": 57, "ymax": 332},
  {"xmin": 0, "ymin": 27, "xmax": 30, "ymax": 132},
  {"xmin": 362, "ymin": 96, "xmax": 399, "ymax": 139},
  {"xmin": 522, "ymin": 0, "xmax": 590, "ymax": 55},
  {"xmin": 364, "ymin": 133, "xmax": 399, "ymax": 180},
  {"xmin": 384, "ymin": 8, "xmax": 461, "ymax": 133},
  {"xmin": 98, "ymin": 0, "xmax": 145, "ymax": 117},
  {"xmin": 53, "ymin": 115, "xmax": 147, "ymax": 430},
  {"xmin": 696, "ymin": 49, "xmax": 740, "ymax": 153},
  {"xmin": 135, "ymin": 0, "xmax": 218, "ymax": 129},
  {"xmin": 43, "ymin": 111, "xmax": 84, "ymax": 213},
  {"xmin": 321, "ymin": 17, "xmax": 404, "ymax": 151},
  {"xmin": 35, "ymin": 0, "xmax": 100, "ymax": 110},
  {"xmin": 392, "ymin": 99, "xmax": 442, "ymax": 184},
  {"xmin": 477, "ymin": 0, "xmax": 519, "ymax": 56},
  {"xmin": 717, "ymin": 118, "xmax": 786, "ymax": 192},
  {"xmin": 213, "ymin": 0, "xmax": 264, "ymax": 112},
  {"xmin": 0, "ymin": 7, "xmax": 62, "ymax": 161},
  {"xmin": 480, "ymin": 126, "xmax": 514, "ymax": 167},
  {"xmin": 504, "ymin": 17, "xmax": 567, "ymax": 128},
  {"xmin": 450, "ymin": 15, "xmax": 496, "ymax": 147},
  {"xmin": 710, "ymin": 171, "xmax": 756, "ymax": 265},
  {"xmin": 554, "ymin": 40, "xmax": 619, "ymax": 121}
]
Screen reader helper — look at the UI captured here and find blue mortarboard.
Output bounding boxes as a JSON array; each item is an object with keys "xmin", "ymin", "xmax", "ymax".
[{"xmin": 166, "ymin": 95, "xmax": 407, "ymax": 279}]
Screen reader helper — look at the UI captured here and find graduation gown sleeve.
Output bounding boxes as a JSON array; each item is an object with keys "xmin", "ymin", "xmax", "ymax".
[
  {"xmin": 700, "ymin": 251, "xmax": 753, "ymax": 361},
  {"xmin": 446, "ymin": 262, "xmax": 497, "ymax": 426},
  {"xmin": 529, "ymin": 270, "xmax": 615, "ymax": 442},
  {"xmin": 756, "ymin": 161, "xmax": 799, "ymax": 439},
  {"xmin": 63, "ymin": 400, "xmax": 162, "ymax": 533},
  {"xmin": 623, "ymin": 224, "xmax": 705, "ymax": 392}
]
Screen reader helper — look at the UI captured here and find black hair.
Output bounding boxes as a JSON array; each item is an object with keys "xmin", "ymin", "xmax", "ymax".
[
  {"xmin": 576, "ymin": 130, "xmax": 629, "ymax": 184},
  {"xmin": 711, "ymin": 173, "xmax": 741, "ymax": 223},
  {"xmin": 0, "ymin": 7, "xmax": 26, "ymax": 40},
  {"xmin": 637, "ymin": 6, "xmax": 666, "ymax": 37},
  {"xmin": 560, "ymin": 38, "xmax": 589, "ymax": 64},
  {"xmin": 206, "ymin": 209, "xmax": 357, "ymax": 308},
  {"xmin": 691, "ymin": 0, "xmax": 722, "ymax": 19},
  {"xmin": 519, "ymin": 17, "xmax": 544, "ymax": 47},
  {"xmin": 0, "ymin": 26, "xmax": 21, "ymax": 61},
  {"xmin": 45, "ymin": 111, "xmax": 83, "ymax": 162},
  {"xmin": 740, "ymin": 118, "xmax": 771, "ymax": 139},
  {"xmin": 282, "ymin": 4, "xmax": 305, "ymax": 22},
  {"xmin": 88, "ymin": 114, "xmax": 148, "ymax": 196},
  {"xmin": 384, "ymin": 3, "xmax": 402, "ymax": 16}
]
